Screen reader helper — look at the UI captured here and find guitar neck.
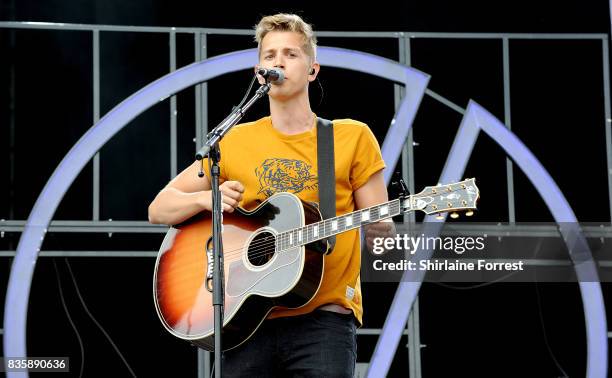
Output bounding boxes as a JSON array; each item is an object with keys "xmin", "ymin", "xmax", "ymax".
[{"xmin": 276, "ymin": 196, "xmax": 412, "ymax": 252}]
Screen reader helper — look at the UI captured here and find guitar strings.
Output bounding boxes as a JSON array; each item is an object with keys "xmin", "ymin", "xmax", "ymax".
[
  {"xmin": 166, "ymin": 200, "xmax": 406, "ymax": 268},
  {"xmin": 216, "ymin": 202, "xmax": 400, "ymax": 259},
  {"xmin": 214, "ymin": 198, "xmax": 402, "ymax": 258},
  {"xmin": 176, "ymin": 191, "xmax": 467, "ymax": 263},
  {"xmin": 158, "ymin": 192, "xmax": 473, "ymax": 287},
  {"xmin": 189, "ymin": 188, "xmax": 477, "ymax": 262},
  {"xmin": 193, "ymin": 211, "xmax": 391, "ymax": 262},
  {"xmin": 208, "ymin": 222, "xmax": 351, "ymax": 261}
]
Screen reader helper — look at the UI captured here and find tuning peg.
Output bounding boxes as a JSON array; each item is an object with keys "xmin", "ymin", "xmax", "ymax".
[
  {"xmin": 465, "ymin": 210, "xmax": 474, "ymax": 217},
  {"xmin": 450, "ymin": 212, "xmax": 459, "ymax": 219},
  {"xmin": 435, "ymin": 214, "xmax": 445, "ymax": 220}
]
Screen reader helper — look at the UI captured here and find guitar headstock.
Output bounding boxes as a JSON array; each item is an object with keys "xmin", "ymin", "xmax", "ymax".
[{"xmin": 403, "ymin": 178, "xmax": 480, "ymax": 219}]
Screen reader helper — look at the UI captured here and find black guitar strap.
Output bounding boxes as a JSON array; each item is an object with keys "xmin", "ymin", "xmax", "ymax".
[{"xmin": 316, "ymin": 117, "xmax": 336, "ymax": 253}]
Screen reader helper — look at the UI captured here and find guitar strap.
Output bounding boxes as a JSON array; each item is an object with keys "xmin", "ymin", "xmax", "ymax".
[{"xmin": 316, "ymin": 117, "xmax": 336, "ymax": 254}]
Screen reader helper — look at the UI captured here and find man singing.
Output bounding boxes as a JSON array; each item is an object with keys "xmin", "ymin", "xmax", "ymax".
[{"xmin": 149, "ymin": 13, "xmax": 388, "ymax": 377}]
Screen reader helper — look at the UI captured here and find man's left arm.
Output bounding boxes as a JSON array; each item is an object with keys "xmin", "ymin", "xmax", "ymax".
[
  {"xmin": 354, "ymin": 169, "xmax": 388, "ymax": 209},
  {"xmin": 354, "ymin": 170, "xmax": 395, "ymax": 250}
]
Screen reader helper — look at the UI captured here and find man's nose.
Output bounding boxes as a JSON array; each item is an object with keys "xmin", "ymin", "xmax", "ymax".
[{"xmin": 273, "ymin": 56, "xmax": 285, "ymax": 68}]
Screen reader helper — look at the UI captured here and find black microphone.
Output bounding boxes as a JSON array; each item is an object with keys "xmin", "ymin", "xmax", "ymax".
[{"xmin": 257, "ymin": 68, "xmax": 285, "ymax": 83}]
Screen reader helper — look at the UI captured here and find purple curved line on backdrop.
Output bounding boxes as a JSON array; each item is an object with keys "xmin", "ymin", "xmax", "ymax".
[
  {"xmin": 367, "ymin": 101, "xmax": 607, "ymax": 378},
  {"xmin": 3, "ymin": 47, "xmax": 429, "ymax": 377}
]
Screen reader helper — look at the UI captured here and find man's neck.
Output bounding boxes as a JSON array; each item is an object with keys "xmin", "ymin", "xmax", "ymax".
[{"xmin": 269, "ymin": 95, "xmax": 314, "ymax": 135}]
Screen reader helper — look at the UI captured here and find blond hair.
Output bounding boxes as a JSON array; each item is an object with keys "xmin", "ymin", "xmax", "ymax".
[{"xmin": 254, "ymin": 13, "xmax": 317, "ymax": 62}]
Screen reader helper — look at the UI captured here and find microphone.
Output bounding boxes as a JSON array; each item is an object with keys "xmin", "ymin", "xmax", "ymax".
[{"xmin": 257, "ymin": 68, "xmax": 284, "ymax": 83}]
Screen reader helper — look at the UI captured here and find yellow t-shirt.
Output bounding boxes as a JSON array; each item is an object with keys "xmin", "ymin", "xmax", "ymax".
[{"xmin": 205, "ymin": 115, "xmax": 385, "ymax": 325}]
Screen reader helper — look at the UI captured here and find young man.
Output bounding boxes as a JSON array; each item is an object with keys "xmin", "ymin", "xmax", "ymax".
[{"xmin": 148, "ymin": 13, "xmax": 388, "ymax": 377}]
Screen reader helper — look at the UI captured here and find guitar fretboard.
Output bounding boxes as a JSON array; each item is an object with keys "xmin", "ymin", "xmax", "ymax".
[{"xmin": 275, "ymin": 198, "xmax": 406, "ymax": 252}]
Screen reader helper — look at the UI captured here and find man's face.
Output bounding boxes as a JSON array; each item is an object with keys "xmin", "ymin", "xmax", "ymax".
[{"xmin": 258, "ymin": 31, "xmax": 316, "ymax": 100}]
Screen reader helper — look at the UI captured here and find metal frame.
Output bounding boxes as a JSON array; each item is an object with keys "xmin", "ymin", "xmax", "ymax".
[
  {"xmin": 0, "ymin": 22, "xmax": 607, "ymax": 226},
  {"xmin": 396, "ymin": 34, "xmax": 423, "ymax": 378},
  {"xmin": 0, "ymin": 21, "xmax": 610, "ymax": 378},
  {"xmin": 92, "ymin": 29, "xmax": 100, "ymax": 220},
  {"xmin": 2, "ymin": 220, "xmax": 611, "ymax": 237}
]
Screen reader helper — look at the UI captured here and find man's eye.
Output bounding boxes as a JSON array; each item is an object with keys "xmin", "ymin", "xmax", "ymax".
[{"xmin": 264, "ymin": 55, "xmax": 273, "ymax": 60}]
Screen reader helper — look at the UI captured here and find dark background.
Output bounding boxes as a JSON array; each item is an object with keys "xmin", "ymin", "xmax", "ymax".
[{"xmin": 0, "ymin": 0, "xmax": 610, "ymax": 376}]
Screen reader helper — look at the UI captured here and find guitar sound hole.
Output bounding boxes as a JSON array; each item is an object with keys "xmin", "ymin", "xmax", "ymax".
[{"xmin": 247, "ymin": 231, "xmax": 277, "ymax": 267}]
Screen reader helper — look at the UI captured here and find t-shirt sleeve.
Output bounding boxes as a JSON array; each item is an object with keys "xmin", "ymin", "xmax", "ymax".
[{"xmin": 349, "ymin": 124, "xmax": 386, "ymax": 190}]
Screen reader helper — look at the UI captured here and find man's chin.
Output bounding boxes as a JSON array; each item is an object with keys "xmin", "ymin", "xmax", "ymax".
[{"xmin": 268, "ymin": 89, "xmax": 294, "ymax": 102}]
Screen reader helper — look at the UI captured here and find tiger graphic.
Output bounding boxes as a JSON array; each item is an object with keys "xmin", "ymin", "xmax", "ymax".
[{"xmin": 255, "ymin": 158, "xmax": 318, "ymax": 198}]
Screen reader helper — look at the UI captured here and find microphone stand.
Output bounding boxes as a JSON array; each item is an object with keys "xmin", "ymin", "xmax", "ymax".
[{"xmin": 195, "ymin": 81, "xmax": 272, "ymax": 377}]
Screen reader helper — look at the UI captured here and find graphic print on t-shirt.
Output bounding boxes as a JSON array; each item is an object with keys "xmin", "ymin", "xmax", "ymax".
[{"xmin": 255, "ymin": 158, "xmax": 318, "ymax": 197}]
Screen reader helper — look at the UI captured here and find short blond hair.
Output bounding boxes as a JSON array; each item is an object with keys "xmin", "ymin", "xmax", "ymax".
[{"xmin": 254, "ymin": 13, "xmax": 317, "ymax": 62}]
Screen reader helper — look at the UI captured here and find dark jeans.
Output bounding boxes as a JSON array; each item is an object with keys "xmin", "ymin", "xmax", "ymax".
[{"xmin": 222, "ymin": 309, "xmax": 357, "ymax": 377}]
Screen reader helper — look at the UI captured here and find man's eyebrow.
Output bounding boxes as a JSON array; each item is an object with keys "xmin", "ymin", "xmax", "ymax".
[{"xmin": 262, "ymin": 47, "xmax": 301, "ymax": 54}]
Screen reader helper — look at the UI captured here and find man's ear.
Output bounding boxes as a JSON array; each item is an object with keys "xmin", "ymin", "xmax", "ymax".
[{"xmin": 308, "ymin": 62, "xmax": 321, "ymax": 81}]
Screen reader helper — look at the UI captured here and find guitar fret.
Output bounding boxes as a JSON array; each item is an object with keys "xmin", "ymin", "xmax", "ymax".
[
  {"xmin": 276, "ymin": 199, "xmax": 403, "ymax": 252},
  {"xmin": 372, "ymin": 207, "xmax": 380, "ymax": 221}
]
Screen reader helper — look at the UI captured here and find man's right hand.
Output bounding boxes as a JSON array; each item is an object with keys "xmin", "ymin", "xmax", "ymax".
[
  {"xmin": 149, "ymin": 159, "xmax": 246, "ymax": 225},
  {"xmin": 201, "ymin": 181, "xmax": 245, "ymax": 213}
]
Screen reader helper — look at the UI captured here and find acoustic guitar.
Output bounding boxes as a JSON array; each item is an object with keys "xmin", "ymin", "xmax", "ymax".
[{"xmin": 153, "ymin": 178, "xmax": 479, "ymax": 351}]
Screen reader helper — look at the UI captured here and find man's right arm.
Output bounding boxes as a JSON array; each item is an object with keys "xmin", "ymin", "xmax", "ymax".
[{"xmin": 148, "ymin": 160, "xmax": 244, "ymax": 225}]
